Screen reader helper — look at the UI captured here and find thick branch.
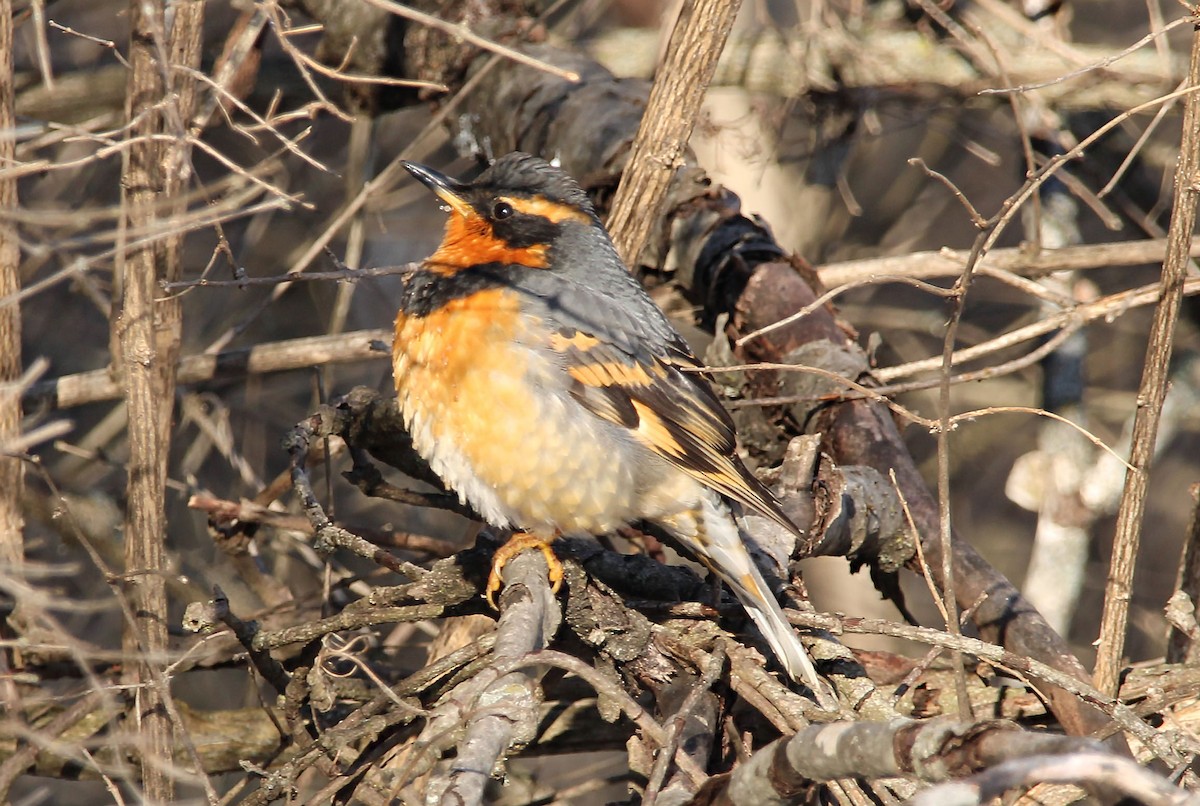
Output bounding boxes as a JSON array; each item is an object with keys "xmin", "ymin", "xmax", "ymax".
[
  {"xmin": 816, "ymin": 237, "xmax": 1200, "ymax": 288},
  {"xmin": 909, "ymin": 752, "xmax": 1193, "ymax": 806}
]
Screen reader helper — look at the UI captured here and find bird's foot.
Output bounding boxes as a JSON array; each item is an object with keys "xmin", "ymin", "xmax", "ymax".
[{"xmin": 485, "ymin": 532, "xmax": 563, "ymax": 609}]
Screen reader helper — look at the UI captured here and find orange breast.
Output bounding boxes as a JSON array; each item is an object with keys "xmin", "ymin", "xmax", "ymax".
[
  {"xmin": 393, "ymin": 290, "xmax": 536, "ymax": 493},
  {"xmin": 392, "ymin": 286, "xmax": 643, "ymax": 533},
  {"xmin": 393, "ymin": 288, "xmax": 548, "ymax": 527},
  {"xmin": 393, "ymin": 287, "xmax": 525, "ymax": 394}
]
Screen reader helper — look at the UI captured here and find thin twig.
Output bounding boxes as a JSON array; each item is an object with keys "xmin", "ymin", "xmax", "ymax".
[
  {"xmin": 1094, "ymin": 21, "xmax": 1200, "ymax": 698},
  {"xmin": 979, "ymin": 15, "xmax": 1189, "ymax": 96},
  {"xmin": 909, "ymin": 158, "xmax": 988, "ymax": 228},
  {"xmin": 606, "ymin": 0, "xmax": 744, "ymax": 265},
  {"xmin": 786, "ymin": 610, "xmax": 1194, "ymax": 766},
  {"xmin": 361, "ymin": 0, "xmax": 580, "ymax": 82},
  {"xmin": 0, "ymin": 0, "xmax": 26, "ymax": 647},
  {"xmin": 816, "ymin": 237, "xmax": 1200, "ymax": 288},
  {"xmin": 28, "ymin": 328, "xmax": 392, "ymax": 409}
]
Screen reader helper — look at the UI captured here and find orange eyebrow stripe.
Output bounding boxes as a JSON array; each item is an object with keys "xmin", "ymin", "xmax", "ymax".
[{"xmin": 503, "ymin": 196, "xmax": 592, "ymax": 225}]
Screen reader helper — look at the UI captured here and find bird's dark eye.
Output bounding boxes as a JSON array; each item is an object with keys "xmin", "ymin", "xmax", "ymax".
[{"xmin": 492, "ymin": 201, "xmax": 514, "ymax": 220}]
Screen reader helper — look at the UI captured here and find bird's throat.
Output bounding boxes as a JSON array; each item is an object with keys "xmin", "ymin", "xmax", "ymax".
[{"xmin": 429, "ymin": 213, "xmax": 548, "ymax": 271}]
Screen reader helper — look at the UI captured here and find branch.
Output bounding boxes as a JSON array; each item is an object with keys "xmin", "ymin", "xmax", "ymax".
[
  {"xmin": 909, "ymin": 752, "xmax": 1193, "ymax": 806},
  {"xmin": 607, "ymin": 0, "xmax": 743, "ymax": 265},
  {"xmin": 815, "ymin": 237, "xmax": 1196, "ymax": 288},
  {"xmin": 587, "ymin": 20, "xmax": 1179, "ymax": 110},
  {"xmin": 188, "ymin": 492, "xmax": 459, "ymax": 557},
  {"xmin": 696, "ymin": 719, "xmax": 1104, "ymax": 801},
  {"xmin": 116, "ymin": 2, "xmax": 205, "ymax": 800},
  {"xmin": 0, "ymin": 0, "xmax": 26, "ymax": 662},
  {"xmin": 424, "ymin": 549, "xmax": 561, "ymax": 803},
  {"xmin": 181, "ymin": 585, "xmax": 291, "ymax": 694},
  {"xmin": 363, "ymin": 0, "xmax": 578, "ymax": 82},
  {"xmin": 27, "ymin": 328, "xmax": 391, "ymax": 410},
  {"xmin": 1094, "ymin": 20, "xmax": 1200, "ymax": 698}
]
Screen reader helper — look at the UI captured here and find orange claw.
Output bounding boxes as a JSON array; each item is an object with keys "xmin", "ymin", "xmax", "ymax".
[{"xmin": 485, "ymin": 532, "xmax": 564, "ymax": 609}]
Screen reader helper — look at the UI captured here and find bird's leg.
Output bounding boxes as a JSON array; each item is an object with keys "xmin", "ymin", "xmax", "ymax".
[{"xmin": 485, "ymin": 531, "xmax": 563, "ymax": 609}]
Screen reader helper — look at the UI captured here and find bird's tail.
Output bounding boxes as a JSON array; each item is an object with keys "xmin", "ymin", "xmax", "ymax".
[{"xmin": 687, "ymin": 495, "xmax": 837, "ymax": 710}]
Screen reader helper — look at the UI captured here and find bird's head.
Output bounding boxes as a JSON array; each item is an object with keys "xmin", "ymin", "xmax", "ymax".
[{"xmin": 402, "ymin": 152, "xmax": 606, "ymax": 273}]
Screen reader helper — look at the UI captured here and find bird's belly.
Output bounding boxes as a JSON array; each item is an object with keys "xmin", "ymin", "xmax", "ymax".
[{"xmin": 394, "ymin": 300, "xmax": 645, "ymax": 535}]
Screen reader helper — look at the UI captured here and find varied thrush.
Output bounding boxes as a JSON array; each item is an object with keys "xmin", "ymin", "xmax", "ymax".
[{"xmin": 395, "ymin": 152, "xmax": 832, "ymax": 707}]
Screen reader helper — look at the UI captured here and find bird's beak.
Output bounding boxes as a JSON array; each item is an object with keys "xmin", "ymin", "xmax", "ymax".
[{"xmin": 401, "ymin": 161, "xmax": 474, "ymax": 218}]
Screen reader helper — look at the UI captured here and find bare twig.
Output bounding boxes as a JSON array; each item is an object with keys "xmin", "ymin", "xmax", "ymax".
[
  {"xmin": 162, "ymin": 260, "xmax": 414, "ymax": 289},
  {"xmin": 28, "ymin": 328, "xmax": 392, "ymax": 410},
  {"xmin": 271, "ymin": 13, "xmax": 448, "ymax": 93},
  {"xmin": 607, "ymin": 0, "xmax": 743, "ymax": 265},
  {"xmin": 909, "ymin": 752, "xmax": 1195, "ymax": 806},
  {"xmin": 187, "ymin": 492, "xmax": 459, "ymax": 556},
  {"xmin": 978, "ymin": 14, "xmax": 1190, "ymax": 96},
  {"xmin": 815, "ymin": 237, "xmax": 1200, "ymax": 288},
  {"xmin": 362, "ymin": 0, "xmax": 580, "ymax": 83},
  {"xmin": 284, "ymin": 405, "xmax": 430, "ymax": 582},
  {"xmin": 872, "ymin": 274, "xmax": 1200, "ymax": 383},
  {"xmin": 181, "ymin": 585, "xmax": 291, "ymax": 694},
  {"xmin": 1094, "ymin": 20, "xmax": 1200, "ymax": 698},
  {"xmin": 115, "ymin": 2, "xmax": 208, "ymax": 800},
  {"xmin": 643, "ymin": 646, "xmax": 723, "ymax": 804},
  {"xmin": 28, "ymin": 1, "xmax": 54, "ymax": 90},
  {"xmin": 908, "ymin": 158, "xmax": 988, "ymax": 228},
  {"xmin": 1168, "ymin": 485, "xmax": 1200, "ymax": 664},
  {"xmin": 0, "ymin": 0, "xmax": 25, "ymax": 632}
]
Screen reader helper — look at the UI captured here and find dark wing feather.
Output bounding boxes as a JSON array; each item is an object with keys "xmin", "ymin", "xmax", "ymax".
[{"xmin": 547, "ymin": 323, "xmax": 802, "ymax": 537}]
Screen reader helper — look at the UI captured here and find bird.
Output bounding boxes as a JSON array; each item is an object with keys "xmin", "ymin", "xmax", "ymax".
[{"xmin": 394, "ymin": 151, "xmax": 834, "ymax": 708}]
